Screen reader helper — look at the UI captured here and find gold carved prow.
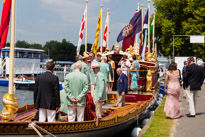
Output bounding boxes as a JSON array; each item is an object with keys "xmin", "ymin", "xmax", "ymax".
[
  {"xmin": 114, "ymin": 42, "xmax": 120, "ymax": 54},
  {"xmin": 104, "ymin": 48, "xmax": 111, "ymax": 54},
  {"xmin": 145, "ymin": 44, "xmax": 158, "ymax": 62},
  {"xmin": 146, "ymin": 70, "xmax": 152, "ymax": 91},
  {"xmin": 0, "ymin": 94, "xmax": 19, "ymax": 121},
  {"xmin": 125, "ymin": 45, "xmax": 135, "ymax": 55}
]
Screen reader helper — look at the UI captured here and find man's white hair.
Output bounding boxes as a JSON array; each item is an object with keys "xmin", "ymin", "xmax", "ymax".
[
  {"xmin": 101, "ymin": 56, "xmax": 107, "ymax": 61},
  {"xmin": 74, "ymin": 62, "xmax": 82, "ymax": 69}
]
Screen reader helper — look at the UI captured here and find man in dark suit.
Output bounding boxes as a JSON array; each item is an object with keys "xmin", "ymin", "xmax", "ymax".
[
  {"xmin": 183, "ymin": 57, "xmax": 205, "ymax": 117},
  {"xmin": 182, "ymin": 61, "xmax": 188, "ymax": 98},
  {"xmin": 34, "ymin": 61, "xmax": 60, "ymax": 122},
  {"xmin": 116, "ymin": 68, "xmax": 128, "ymax": 107}
]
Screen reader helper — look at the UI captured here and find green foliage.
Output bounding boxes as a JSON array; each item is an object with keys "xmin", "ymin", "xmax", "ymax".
[
  {"xmin": 153, "ymin": 0, "xmax": 205, "ymax": 60},
  {"xmin": 29, "ymin": 43, "xmax": 43, "ymax": 49},
  {"xmin": 79, "ymin": 43, "xmax": 92, "ymax": 55},
  {"xmin": 5, "ymin": 39, "xmax": 93, "ymax": 61},
  {"xmin": 43, "ymin": 39, "xmax": 76, "ymax": 61},
  {"xmin": 16, "ymin": 40, "xmax": 30, "ymax": 48},
  {"xmin": 141, "ymin": 97, "xmax": 175, "ymax": 137}
]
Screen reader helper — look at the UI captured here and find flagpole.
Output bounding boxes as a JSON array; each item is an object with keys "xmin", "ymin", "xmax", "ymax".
[
  {"xmin": 134, "ymin": 3, "xmax": 140, "ymax": 47},
  {"xmin": 148, "ymin": 0, "xmax": 151, "ymax": 52},
  {"xmin": 106, "ymin": 8, "xmax": 110, "ymax": 50},
  {"xmin": 142, "ymin": 8, "xmax": 147, "ymax": 61},
  {"xmin": 140, "ymin": 4, "xmax": 143, "ymax": 55},
  {"xmin": 152, "ymin": 12, "xmax": 156, "ymax": 52},
  {"xmin": 85, "ymin": 0, "xmax": 88, "ymax": 55},
  {"xmin": 1, "ymin": 0, "xmax": 19, "ymax": 122},
  {"xmin": 8, "ymin": 0, "xmax": 16, "ymax": 95},
  {"xmin": 100, "ymin": 4, "xmax": 103, "ymax": 54}
]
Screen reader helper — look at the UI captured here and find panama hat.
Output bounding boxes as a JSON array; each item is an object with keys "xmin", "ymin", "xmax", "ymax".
[{"xmin": 92, "ymin": 62, "xmax": 100, "ymax": 68}]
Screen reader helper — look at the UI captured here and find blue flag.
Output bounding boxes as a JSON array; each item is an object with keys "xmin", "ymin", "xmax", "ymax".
[{"xmin": 117, "ymin": 10, "xmax": 142, "ymax": 42}]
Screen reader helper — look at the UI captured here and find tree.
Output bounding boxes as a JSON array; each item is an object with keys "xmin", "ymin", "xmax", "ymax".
[
  {"xmin": 15, "ymin": 40, "xmax": 30, "ymax": 48},
  {"xmin": 43, "ymin": 39, "xmax": 76, "ymax": 62},
  {"xmin": 6, "ymin": 42, "xmax": 10, "ymax": 47},
  {"xmin": 29, "ymin": 43, "xmax": 43, "ymax": 49},
  {"xmin": 79, "ymin": 43, "xmax": 92, "ymax": 55},
  {"xmin": 153, "ymin": 0, "xmax": 205, "ymax": 60}
]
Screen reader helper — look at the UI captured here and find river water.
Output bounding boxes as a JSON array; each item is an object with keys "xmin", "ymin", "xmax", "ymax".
[
  {"xmin": 0, "ymin": 86, "xmax": 34, "ymax": 111},
  {"xmin": 0, "ymin": 72, "xmax": 65, "ymax": 111}
]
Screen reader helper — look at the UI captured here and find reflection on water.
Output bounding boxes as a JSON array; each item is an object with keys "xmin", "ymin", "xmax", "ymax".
[{"xmin": 0, "ymin": 86, "xmax": 34, "ymax": 111}]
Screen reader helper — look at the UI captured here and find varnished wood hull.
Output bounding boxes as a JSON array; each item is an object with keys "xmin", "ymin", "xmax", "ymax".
[{"xmin": 0, "ymin": 93, "xmax": 158, "ymax": 137}]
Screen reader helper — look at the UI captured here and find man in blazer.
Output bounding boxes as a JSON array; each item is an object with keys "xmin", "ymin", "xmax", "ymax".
[
  {"xmin": 116, "ymin": 68, "xmax": 128, "ymax": 107},
  {"xmin": 92, "ymin": 62, "xmax": 107, "ymax": 119},
  {"xmin": 183, "ymin": 56, "xmax": 205, "ymax": 117},
  {"xmin": 34, "ymin": 61, "xmax": 60, "ymax": 122}
]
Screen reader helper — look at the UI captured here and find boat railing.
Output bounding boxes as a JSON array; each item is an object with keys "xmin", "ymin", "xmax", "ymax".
[
  {"xmin": 120, "ymin": 69, "xmax": 147, "ymax": 92},
  {"xmin": 121, "ymin": 68, "xmax": 158, "ymax": 92}
]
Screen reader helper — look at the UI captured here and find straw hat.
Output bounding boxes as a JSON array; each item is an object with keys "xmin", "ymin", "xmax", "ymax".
[
  {"xmin": 91, "ymin": 62, "xmax": 100, "ymax": 68},
  {"xmin": 82, "ymin": 54, "xmax": 89, "ymax": 59}
]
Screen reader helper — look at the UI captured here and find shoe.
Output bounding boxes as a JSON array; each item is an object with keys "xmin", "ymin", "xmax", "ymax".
[{"xmin": 186, "ymin": 114, "xmax": 195, "ymax": 117}]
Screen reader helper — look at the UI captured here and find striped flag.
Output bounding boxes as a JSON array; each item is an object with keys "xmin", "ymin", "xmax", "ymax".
[
  {"xmin": 141, "ymin": 10, "xmax": 149, "ymax": 60},
  {"xmin": 0, "ymin": 0, "xmax": 11, "ymax": 49},
  {"xmin": 150, "ymin": 18, "xmax": 154, "ymax": 42},
  {"xmin": 93, "ymin": 9, "xmax": 101, "ymax": 54},
  {"xmin": 76, "ymin": 8, "xmax": 86, "ymax": 55},
  {"xmin": 102, "ymin": 15, "xmax": 109, "ymax": 52}
]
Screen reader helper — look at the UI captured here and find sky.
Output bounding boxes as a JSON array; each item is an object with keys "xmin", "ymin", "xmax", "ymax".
[{"xmin": 0, "ymin": 0, "xmax": 155, "ymax": 49}]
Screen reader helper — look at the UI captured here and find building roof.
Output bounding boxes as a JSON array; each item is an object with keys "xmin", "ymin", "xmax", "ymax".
[{"xmin": 1, "ymin": 47, "xmax": 45, "ymax": 53}]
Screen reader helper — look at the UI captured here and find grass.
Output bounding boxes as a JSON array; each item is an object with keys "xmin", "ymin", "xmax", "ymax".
[{"xmin": 141, "ymin": 96, "xmax": 176, "ymax": 137}]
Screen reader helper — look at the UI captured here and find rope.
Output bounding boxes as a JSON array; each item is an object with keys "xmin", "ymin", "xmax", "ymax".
[
  {"xmin": 29, "ymin": 123, "xmax": 43, "ymax": 137},
  {"xmin": 32, "ymin": 122, "xmax": 56, "ymax": 137}
]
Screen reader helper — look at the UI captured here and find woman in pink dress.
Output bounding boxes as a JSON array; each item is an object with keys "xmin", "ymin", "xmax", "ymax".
[{"xmin": 164, "ymin": 62, "xmax": 181, "ymax": 119}]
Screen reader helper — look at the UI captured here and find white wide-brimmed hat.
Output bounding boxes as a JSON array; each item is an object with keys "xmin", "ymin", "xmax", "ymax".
[{"xmin": 92, "ymin": 62, "xmax": 100, "ymax": 68}]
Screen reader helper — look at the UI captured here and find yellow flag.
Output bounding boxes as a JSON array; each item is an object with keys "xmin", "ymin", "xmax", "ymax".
[{"xmin": 93, "ymin": 9, "xmax": 101, "ymax": 54}]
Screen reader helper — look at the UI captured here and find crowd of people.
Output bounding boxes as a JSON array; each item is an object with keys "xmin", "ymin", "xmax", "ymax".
[
  {"xmin": 164, "ymin": 56, "xmax": 205, "ymax": 119},
  {"xmin": 33, "ymin": 53, "xmax": 140, "ymax": 122}
]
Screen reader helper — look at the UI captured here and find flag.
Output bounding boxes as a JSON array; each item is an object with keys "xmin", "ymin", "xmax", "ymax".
[
  {"xmin": 0, "ymin": 0, "xmax": 12, "ymax": 49},
  {"xmin": 122, "ymin": 35, "xmax": 135, "ymax": 52},
  {"xmin": 93, "ymin": 9, "xmax": 101, "ymax": 54},
  {"xmin": 141, "ymin": 10, "xmax": 149, "ymax": 59},
  {"xmin": 150, "ymin": 18, "xmax": 154, "ymax": 42},
  {"xmin": 76, "ymin": 8, "xmax": 86, "ymax": 55},
  {"xmin": 117, "ymin": 10, "xmax": 142, "ymax": 42},
  {"xmin": 122, "ymin": 10, "xmax": 138, "ymax": 52},
  {"xmin": 102, "ymin": 14, "xmax": 108, "ymax": 52}
]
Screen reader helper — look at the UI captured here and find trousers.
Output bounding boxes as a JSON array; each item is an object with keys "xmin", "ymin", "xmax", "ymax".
[
  {"xmin": 95, "ymin": 101, "xmax": 103, "ymax": 118},
  {"xmin": 67, "ymin": 105, "xmax": 85, "ymax": 122},
  {"xmin": 117, "ymin": 94, "xmax": 125, "ymax": 108},
  {"xmin": 185, "ymin": 87, "xmax": 199, "ymax": 115},
  {"xmin": 39, "ymin": 108, "xmax": 56, "ymax": 122}
]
